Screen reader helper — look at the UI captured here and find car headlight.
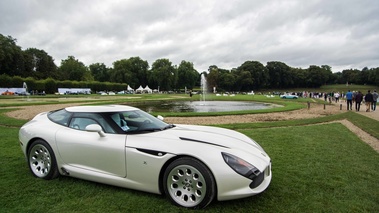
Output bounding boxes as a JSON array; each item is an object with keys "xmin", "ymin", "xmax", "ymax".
[{"xmin": 222, "ymin": 152, "xmax": 261, "ymax": 179}]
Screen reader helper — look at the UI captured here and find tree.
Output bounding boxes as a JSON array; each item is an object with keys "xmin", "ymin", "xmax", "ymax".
[
  {"xmin": 177, "ymin": 60, "xmax": 198, "ymax": 89},
  {"xmin": 306, "ymin": 65, "xmax": 331, "ymax": 87},
  {"xmin": 287, "ymin": 68, "xmax": 306, "ymax": 88},
  {"xmin": 58, "ymin": 56, "xmax": 92, "ymax": 81},
  {"xmin": 266, "ymin": 61, "xmax": 292, "ymax": 88},
  {"xmin": 127, "ymin": 57, "xmax": 149, "ymax": 88},
  {"xmin": 89, "ymin": 63, "xmax": 110, "ymax": 82},
  {"xmin": 0, "ymin": 74, "xmax": 12, "ymax": 87},
  {"xmin": 23, "ymin": 48, "xmax": 57, "ymax": 79},
  {"xmin": 149, "ymin": 59, "xmax": 176, "ymax": 91},
  {"xmin": 234, "ymin": 70, "xmax": 253, "ymax": 91},
  {"xmin": 205, "ymin": 65, "xmax": 220, "ymax": 92},
  {"xmin": 109, "ymin": 57, "xmax": 149, "ymax": 88},
  {"xmin": 0, "ymin": 34, "xmax": 25, "ymax": 77},
  {"xmin": 218, "ymin": 71, "xmax": 236, "ymax": 92},
  {"xmin": 341, "ymin": 69, "xmax": 361, "ymax": 84},
  {"xmin": 367, "ymin": 67, "xmax": 379, "ymax": 86},
  {"xmin": 109, "ymin": 59, "xmax": 130, "ymax": 84},
  {"xmin": 360, "ymin": 67, "xmax": 370, "ymax": 85},
  {"xmin": 236, "ymin": 61, "xmax": 269, "ymax": 90}
]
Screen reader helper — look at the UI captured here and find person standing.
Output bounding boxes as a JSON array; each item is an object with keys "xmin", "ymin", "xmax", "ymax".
[
  {"xmin": 372, "ymin": 90, "xmax": 378, "ymax": 111},
  {"xmin": 346, "ymin": 90, "xmax": 353, "ymax": 110},
  {"xmin": 355, "ymin": 91, "xmax": 363, "ymax": 111},
  {"xmin": 355, "ymin": 91, "xmax": 363, "ymax": 112},
  {"xmin": 334, "ymin": 92, "xmax": 340, "ymax": 102},
  {"xmin": 364, "ymin": 90, "xmax": 374, "ymax": 112}
]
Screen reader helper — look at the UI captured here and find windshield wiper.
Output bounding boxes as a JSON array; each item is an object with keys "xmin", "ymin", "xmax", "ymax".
[
  {"xmin": 132, "ymin": 124, "xmax": 176, "ymax": 133},
  {"xmin": 139, "ymin": 128, "xmax": 163, "ymax": 132},
  {"xmin": 162, "ymin": 124, "xmax": 176, "ymax": 130}
]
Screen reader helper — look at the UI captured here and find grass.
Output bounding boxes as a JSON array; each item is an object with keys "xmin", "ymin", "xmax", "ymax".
[
  {"xmin": 1, "ymin": 91, "xmax": 379, "ymax": 212},
  {"xmin": 241, "ymin": 124, "xmax": 379, "ymax": 212},
  {"xmin": 2, "ymin": 123, "xmax": 379, "ymax": 212},
  {"xmin": 0, "ymin": 108, "xmax": 28, "ymax": 127},
  {"xmin": 215, "ymin": 111, "xmax": 379, "ymax": 140}
]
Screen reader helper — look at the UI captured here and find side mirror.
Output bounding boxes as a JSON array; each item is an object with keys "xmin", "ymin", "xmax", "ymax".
[
  {"xmin": 157, "ymin": 115, "xmax": 164, "ymax": 121},
  {"xmin": 85, "ymin": 124, "xmax": 106, "ymax": 137}
]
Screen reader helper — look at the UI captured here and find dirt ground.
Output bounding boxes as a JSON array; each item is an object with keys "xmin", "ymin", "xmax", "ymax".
[{"xmin": 6, "ymin": 102, "xmax": 379, "ymax": 152}]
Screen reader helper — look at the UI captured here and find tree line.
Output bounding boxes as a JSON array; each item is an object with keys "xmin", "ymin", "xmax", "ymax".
[{"xmin": 1, "ymin": 34, "xmax": 378, "ymax": 93}]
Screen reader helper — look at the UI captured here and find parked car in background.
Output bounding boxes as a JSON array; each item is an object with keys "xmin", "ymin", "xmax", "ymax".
[
  {"xmin": 16, "ymin": 91, "xmax": 31, "ymax": 96},
  {"xmin": 280, "ymin": 93, "xmax": 298, "ymax": 99},
  {"xmin": 1, "ymin": 90, "xmax": 15, "ymax": 95},
  {"xmin": 247, "ymin": 91, "xmax": 255, "ymax": 95}
]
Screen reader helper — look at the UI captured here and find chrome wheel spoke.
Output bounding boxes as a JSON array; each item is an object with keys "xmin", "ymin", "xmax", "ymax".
[
  {"xmin": 167, "ymin": 165, "xmax": 206, "ymax": 207},
  {"xmin": 29, "ymin": 144, "xmax": 52, "ymax": 178}
]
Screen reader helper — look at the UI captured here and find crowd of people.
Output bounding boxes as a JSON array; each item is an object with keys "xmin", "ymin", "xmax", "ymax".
[
  {"xmin": 344, "ymin": 90, "xmax": 378, "ymax": 112},
  {"xmin": 320, "ymin": 90, "xmax": 378, "ymax": 112},
  {"xmin": 288, "ymin": 90, "xmax": 378, "ymax": 112}
]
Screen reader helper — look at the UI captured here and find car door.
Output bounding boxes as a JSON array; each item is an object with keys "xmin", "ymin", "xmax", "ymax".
[{"xmin": 55, "ymin": 117, "xmax": 127, "ymax": 177}]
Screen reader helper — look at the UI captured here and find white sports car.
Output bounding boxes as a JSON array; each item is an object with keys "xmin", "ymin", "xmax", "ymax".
[
  {"xmin": 280, "ymin": 93, "xmax": 298, "ymax": 99},
  {"xmin": 19, "ymin": 105, "xmax": 272, "ymax": 209}
]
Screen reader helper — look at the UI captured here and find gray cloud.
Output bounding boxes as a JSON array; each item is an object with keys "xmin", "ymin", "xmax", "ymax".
[{"xmin": 1, "ymin": 0, "xmax": 378, "ymax": 72}]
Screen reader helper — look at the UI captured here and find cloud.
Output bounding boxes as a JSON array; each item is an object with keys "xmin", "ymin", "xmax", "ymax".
[{"xmin": 1, "ymin": 0, "xmax": 378, "ymax": 72}]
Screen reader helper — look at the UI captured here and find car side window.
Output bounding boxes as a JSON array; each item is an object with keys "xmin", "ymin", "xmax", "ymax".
[
  {"xmin": 69, "ymin": 113, "xmax": 116, "ymax": 133},
  {"xmin": 110, "ymin": 113, "xmax": 130, "ymax": 131},
  {"xmin": 69, "ymin": 117, "xmax": 99, "ymax": 130},
  {"xmin": 48, "ymin": 109, "xmax": 72, "ymax": 126}
]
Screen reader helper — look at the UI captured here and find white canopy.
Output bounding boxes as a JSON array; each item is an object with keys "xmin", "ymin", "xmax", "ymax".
[
  {"xmin": 135, "ymin": 85, "xmax": 144, "ymax": 93},
  {"xmin": 144, "ymin": 85, "xmax": 152, "ymax": 93}
]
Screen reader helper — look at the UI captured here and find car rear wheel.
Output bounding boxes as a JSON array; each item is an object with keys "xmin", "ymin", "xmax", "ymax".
[
  {"xmin": 163, "ymin": 157, "xmax": 216, "ymax": 209},
  {"xmin": 27, "ymin": 139, "xmax": 59, "ymax": 180}
]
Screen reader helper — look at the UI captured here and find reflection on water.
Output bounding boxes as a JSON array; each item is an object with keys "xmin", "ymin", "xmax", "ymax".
[{"xmin": 127, "ymin": 101, "xmax": 275, "ymax": 113}]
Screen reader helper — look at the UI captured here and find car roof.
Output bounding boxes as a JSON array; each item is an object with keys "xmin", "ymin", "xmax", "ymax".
[{"xmin": 65, "ymin": 105, "xmax": 140, "ymax": 113}]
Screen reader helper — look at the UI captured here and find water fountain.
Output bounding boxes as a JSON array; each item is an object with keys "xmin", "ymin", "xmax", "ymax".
[
  {"xmin": 200, "ymin": 73, "xmax": 207, "ymax": 102},
  {"xmin": 126, "ymin": 73, "xmax": 280, "ymax": 112},
  {"xmin": 23, "ymin": 82, "xmax": 28, "ymax": 92},
  {"xmin": 22, "ymin": 82, "xmax": 31, "ymax": 101}
]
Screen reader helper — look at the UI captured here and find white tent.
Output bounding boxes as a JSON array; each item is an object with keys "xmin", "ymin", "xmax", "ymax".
[
  {"xmin": 127, "ymin": 85, "xmax": 134, "ymax": 92},
  {"xmin": 143, "ymin": 85, "xmax": 152, "ymax": 93},
  {"xmin": 135, "ymin": 85, "xmax": 144, "ymax": 93}
]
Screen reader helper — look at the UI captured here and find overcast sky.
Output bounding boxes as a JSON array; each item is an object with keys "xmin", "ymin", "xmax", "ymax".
[{"xmin": 1, "ymin": 0, "xmax": 378, "ymax": 72}]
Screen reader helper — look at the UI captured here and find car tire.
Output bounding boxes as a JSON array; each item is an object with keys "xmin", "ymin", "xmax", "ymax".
[
  {"xmin": 163, "ymin": 157, "xmax": 216, "ymax": 209},
  {"xmin": 27, "ymin": 139, "xmax": 59, "ymax": 180}
]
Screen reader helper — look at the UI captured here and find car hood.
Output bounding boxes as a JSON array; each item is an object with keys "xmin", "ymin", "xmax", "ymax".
[
  {"xmin": 177, "ymin": 124, "xmax": 263, "ymax": 147},
  {"xmin": 140, "ymin": 124, "xmax": 268, "ymax": 159}
]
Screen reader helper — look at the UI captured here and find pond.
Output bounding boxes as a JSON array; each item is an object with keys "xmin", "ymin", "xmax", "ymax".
[{"xmin": 127, "ymin": 101, "xmax": 277, "ymax": 113}]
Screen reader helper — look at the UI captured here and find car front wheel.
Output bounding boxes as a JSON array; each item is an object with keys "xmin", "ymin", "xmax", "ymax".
[
  {"xmin": 27, "ymin": 139, "xmax": 59, "ymax": 180},
  {"xmin": 163, "ymin": 157, "xmax": 216, "ymax": 209}
]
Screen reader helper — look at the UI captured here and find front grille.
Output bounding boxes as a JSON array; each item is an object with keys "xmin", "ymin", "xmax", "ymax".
[
  {"xmin": 249, "ymin": 172, "xmax": 264, "ymax": 189},
  {"xmin": 249, "ymin": 164, "xmax": 270, "ymax": 189}
]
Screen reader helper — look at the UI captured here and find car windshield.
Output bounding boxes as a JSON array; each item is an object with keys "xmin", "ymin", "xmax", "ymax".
[{"xmin": 107, "ymin": 109, "xmax": 174, "ymax": 133}]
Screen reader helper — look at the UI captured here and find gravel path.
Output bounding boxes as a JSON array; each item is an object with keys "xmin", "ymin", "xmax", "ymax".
[{"xmin": 6, "ymin": 102, "xmax": 379, "ymax": 152}]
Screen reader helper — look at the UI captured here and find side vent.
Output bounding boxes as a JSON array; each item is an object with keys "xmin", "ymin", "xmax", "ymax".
[{"xmin": 137, "ymin": 148, "xmax": 167, "ymax": 156}]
